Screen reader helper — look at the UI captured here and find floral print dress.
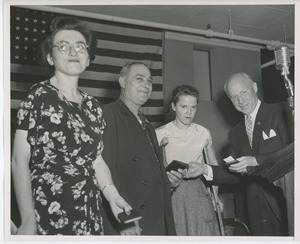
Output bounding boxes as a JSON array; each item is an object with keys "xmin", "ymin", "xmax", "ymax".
[{"xmin": 16, "ymin": 80, "xmax": 106, "ymax": 235}]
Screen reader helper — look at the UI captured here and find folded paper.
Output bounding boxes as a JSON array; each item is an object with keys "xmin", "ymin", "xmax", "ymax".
[
  {"xmin": 269, "ymin": 129, "xmax": 277, "ymax": 138},
  {"xmin": 262, "ymin": 129, "xmax": 277, "ymax": 140},
  {"xmin": 262, "ymin": 131, "xmax": 269, "ymax": 140}
]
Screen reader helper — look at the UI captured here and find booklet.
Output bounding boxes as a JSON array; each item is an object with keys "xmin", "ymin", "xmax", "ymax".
[{"xmin": 223, "ymin": 155, "xmax": 238, "ymax": 166}]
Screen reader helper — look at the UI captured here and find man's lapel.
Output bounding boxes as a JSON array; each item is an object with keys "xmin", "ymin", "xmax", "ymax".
[
  {"xmin": 252, "ymin": 103, "xmax": 267, "ymax": 153},
  {"xmin": 117, "ymin": 100, "xmax": 164, "ymax": 182}
]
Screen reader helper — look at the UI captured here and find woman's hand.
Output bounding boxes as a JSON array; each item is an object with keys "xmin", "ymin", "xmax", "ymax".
[
  {"xmin": 120, "ymin": 220, "xmax": 141, "ymax": 235},
  {"xmin": 15, "ymin": 218, "xmax": 37, "ymax": 235},
  {"xmin": 167, "ymin": 170, "xmax": 184, "ymax": 188},
  {"xmin": 104, "ymin": 186, "xmax": 132, "ymax": 221},
  {"xmin": 110, "ymin": 195, "xmax": 132, "ymax": 220},
  {"xmin": 93, "ymin": 156, "xmax": 136, "ymax": 226},
  {"xmin": 110, "ymin": 197, "xmax": 141, "ymax": 235},
  {"xmin": 104, "ymin": 186, "xmax": 142, "ymax": 235}
]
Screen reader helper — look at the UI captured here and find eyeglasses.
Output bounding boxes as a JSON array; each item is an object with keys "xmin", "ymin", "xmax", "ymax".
[{"xmin": 51, "ymin": 41, "xmax": 89, "ymax": 54}]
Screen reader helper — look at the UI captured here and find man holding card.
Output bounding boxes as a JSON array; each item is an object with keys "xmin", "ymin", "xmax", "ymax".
[
  {"xmin": 101, "ymin": 62, "xmax": 177, "ymax": 235},
  {"xmin": 223, "ymin": 72, "xmax": 293, "ymax": 236}
]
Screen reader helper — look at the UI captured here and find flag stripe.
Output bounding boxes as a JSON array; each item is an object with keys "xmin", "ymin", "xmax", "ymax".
[
  {"xmin": 86, "ymin": 21, "xmax": 163, "ymax": 40},
  {"xmin": 97, "ymin": 40, "xmax": 162, "ymax": 55},
  {"xmin": 94, "ymin": 48, "xmax": 162, "ymax": 62},
  {"xmin": 93, "ymin": 54, "xmax": 162, "ymax": 69},
  {"xmin": 93, "ymin": 31, "xmax": 162, "ymax": 47},
  {"xmin": 11, "ymin": 64, "xmax": 163, "ymax": 84},
  {"xmin": 11, "ymin": 69, "xmax": 163, "ymax": 92},
  {"xmin": 88, "ymin": 62, "xmax": 162, "ymax": 76},
  {"xmin": 10, "ymin": 80, "xmax": 163, "ymax": 100}
]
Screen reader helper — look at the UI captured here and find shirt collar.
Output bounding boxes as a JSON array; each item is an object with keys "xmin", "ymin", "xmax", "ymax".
[{"xmin": 245, "ymin": 99, "xmax": 261, "ymax": 122}]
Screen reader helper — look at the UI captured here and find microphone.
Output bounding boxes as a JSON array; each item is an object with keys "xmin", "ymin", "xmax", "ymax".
[
  {"xmin": 274, "ymin": 45, "xmax": 294, "ymax": 114},
  {"xmin": 274, "ymin": 45, "xmax": 291, "ymax": 75}
]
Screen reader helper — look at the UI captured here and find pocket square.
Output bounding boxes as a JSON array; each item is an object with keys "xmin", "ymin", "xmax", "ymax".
[
  {"xmin": 269, "ymin": 129, "xmax": 277, "ymax": 138},
  {"xmin": 262, "ymin": 131, "xmax": 269, "ymax": 140}
]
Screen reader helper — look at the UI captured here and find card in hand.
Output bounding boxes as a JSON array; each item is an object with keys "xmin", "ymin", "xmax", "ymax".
[
  {"xmin": 165, "ymin": 160, "xmax": 188, "ymax": 172},
  {"xmin": 223, "ymin": 156, "xmax": 238, "ymax": 166},
  {"xmin": 118, "ymin": 209, "xmax": 142, "ymax": 224}
]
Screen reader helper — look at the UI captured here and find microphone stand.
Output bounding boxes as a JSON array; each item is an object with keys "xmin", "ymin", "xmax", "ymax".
[
  {"xmin": 274, "ymin": 45, "xmax": 294, "ymax": 116},
  {"xmin": 282, "ymin": 74, "xmax": 294, "ymax": 115},
  {"xmin": 279, "ymin": 61, "xmax": 294, "ymax": 115}
]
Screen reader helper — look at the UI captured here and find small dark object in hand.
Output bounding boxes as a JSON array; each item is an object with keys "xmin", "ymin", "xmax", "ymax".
[{"xmin": 165, "ymin": 160, "xmax": 189, "ymax": 172}]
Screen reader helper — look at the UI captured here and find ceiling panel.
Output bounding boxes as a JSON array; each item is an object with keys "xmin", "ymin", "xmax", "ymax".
[
  {"xmin": 230, "ymin": 23, "xmax": 279, "ymax": 40},
  {"xmin": 154, "ymin": 5, "xmax": 205, "ymax": 16},
  {"xmin": 195, "ymin": 5, "xmax": 252, "ymax": 19},
  {"xmin": 106, "ymin": 6, "xmax": 153, "ymax": 21},
  {"xmin": 57, "ymin": 4, "xmax": 295, "ymax": 45},
  {"xmin": 235, "ymin": 5, "xmax": 290, "ymax": 28},
  {"xmin": 265, "ymin": 12, "xmax": 295, "ymax": 31},
  {"xmin": 183, "ymin": 16, "xmax": 220, "ymax": 30},
  {"xmin": 265, "ymin": 4, "xmax": 295, "ymax": 12},
  {"xmin": 141, "ymin": 8, "xmax": 192, "ymax": 26}
]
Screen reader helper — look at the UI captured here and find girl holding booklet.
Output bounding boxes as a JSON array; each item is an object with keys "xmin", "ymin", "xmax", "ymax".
[{"xmin": 156, "ymin": 85, "xmax": 223, "ymax": 236}]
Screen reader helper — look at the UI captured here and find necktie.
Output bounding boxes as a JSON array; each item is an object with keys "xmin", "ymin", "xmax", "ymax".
[
  {"xmin": 245, "ymin": 115, "xmax": 253, "ymax": 148},
  {"xmin": 137, "ymin": 111, "xmax": 160, "ymax": 165},
  {"xmin": 137, "ymin": 110, "xmax": 147, "ymax": 130}
]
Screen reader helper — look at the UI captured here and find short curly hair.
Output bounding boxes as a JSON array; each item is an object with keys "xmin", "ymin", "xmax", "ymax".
[{"xmin": 37, "ymin": 16, "xmax": 97, "ymax": 68}]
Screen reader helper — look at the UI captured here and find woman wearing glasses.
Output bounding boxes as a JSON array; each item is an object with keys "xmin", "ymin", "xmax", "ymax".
[{"xmin": 11, "ymin": 16, "xmax": 135, "ymax": 235}]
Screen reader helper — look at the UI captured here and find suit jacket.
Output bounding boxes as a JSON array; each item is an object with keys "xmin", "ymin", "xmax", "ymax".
[
  {"xmin": 101, "ymin": 99, "xmax": 176, "ymax": 235},
  {"xmin": 209, "ymin": 166, "xmax": 240, "ymax": 185},
  {"xmin": 229, "ymin": 102, "xmax": 293, "ymax": 165},
  {"xmin": 228, "ymin": 102, "xmax": 293, "ymax": 235}
]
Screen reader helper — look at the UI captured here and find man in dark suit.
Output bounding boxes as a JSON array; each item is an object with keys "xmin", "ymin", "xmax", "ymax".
[
  {"xmin": 101, "ymin": 62, "xmax": 177, "ymax": 235},
  {"xmin": 223, "ymin": 72, "xmax": 293, "ymax": 236}
]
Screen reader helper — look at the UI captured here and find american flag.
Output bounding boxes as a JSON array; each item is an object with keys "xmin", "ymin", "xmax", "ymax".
[{"xmin": 10, "ymin": 6, "xmax": 165, "ymax": 130}]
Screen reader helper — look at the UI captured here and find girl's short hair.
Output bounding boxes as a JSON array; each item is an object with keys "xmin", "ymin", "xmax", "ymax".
[{"xmin": 167, "ymin": 85, "xmax": 200, "ymax": 120}]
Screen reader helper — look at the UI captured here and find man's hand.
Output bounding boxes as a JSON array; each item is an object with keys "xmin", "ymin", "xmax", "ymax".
[
  {"xmin": 228, "ymin": 156, "xmax": 257, "ymax": 174},
  {"xmin": 167, "ymin": 170, "xmax": 184, "ymax": 188},
  {"xmin": 182, "ymin": 162, "xmax": 208, "ymax": 178}
]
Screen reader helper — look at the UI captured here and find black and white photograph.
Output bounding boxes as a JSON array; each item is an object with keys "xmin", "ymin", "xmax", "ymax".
[{"xmin": 1, "ymin": 0, "xmax": 299, "ymax": 243}]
